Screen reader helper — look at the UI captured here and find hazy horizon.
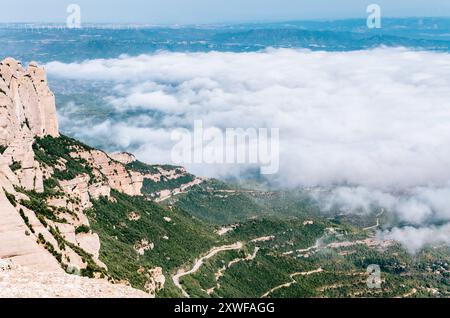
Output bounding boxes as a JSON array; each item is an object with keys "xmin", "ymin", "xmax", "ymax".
[
  {"xmin": 2, "ymin": 16, "xmax": 450, "ymax": 27},
  {"xmin": 1, "ymin": 0, "xmax": 450, "ymax": 25}
]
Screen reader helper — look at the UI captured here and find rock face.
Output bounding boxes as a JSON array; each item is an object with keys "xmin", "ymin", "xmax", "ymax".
[
  {"xmin": 0, "ymin": 58, "xmax": 59, "ymax": 192},
  {"xmin": 0, "ymin": 265, "xmax": 150, "ymax": 298},
  {"xmin": 144, "ymin": 267, "xmax": 166, "ymax": 297},
  {"xmin": 109, "ymin": 152, "xmax": 136, "ymax": 165},
  {"xmin": 0, "ymin": 186, "xmax": 62, "ymax": 273},
  {"xmin": 71, "ymin": 149, "xmax": 143, "ymax": 196},
  {"xmin": 0, "ymin": 58, "xmax": 59, "ymax": 140}
]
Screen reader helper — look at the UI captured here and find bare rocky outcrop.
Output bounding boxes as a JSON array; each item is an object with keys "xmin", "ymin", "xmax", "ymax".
[
  {"xmin": 0, "ymin": 58, "xmax": 58, "ymax": 140},
  {"xmin": 0, "ymin": 186, "xmax": 62, "ymax": 272},
  {"xmin": 154, "ymin": 177, "xmax": 204, "ymax": 202},
  {"xmin": 109, "ymin": 152, "xmax": 136, "ymax": 165},
  {"xmin": 128, "ymin": 211, "xmax": 141, "ymax": 221},
  {"xmin": 71, "ymin": 149, "xmax": 143, "ymax": 196},
  {"xmin": 144, "ymin": 267, "xmax": 166, "ymax": 297},
  {"xmin": 0, "ymin": 266, "xmax": 151, "ymax": 298},
  {"xmin": 134, "ymin": 239, "xmax": 154, "ymax": 256},
  {"xmin": 0, "ymin": 58, "xmax": 59, "ymax": 192}
]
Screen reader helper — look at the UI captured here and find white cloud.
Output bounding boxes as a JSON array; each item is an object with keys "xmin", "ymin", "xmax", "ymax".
[
  {"xmin": 47, "ymin": 48, "xmax": 450, "ymax": 251},
  {"xmin": 46, "ymin": 48, "xmax": 450, "ymax": 188},
  {"xmin": 312, "ymin": 185, "xmax": 450, "ymax": 225},
  {"xmin": 380, "ymin": 224, "xmax": 450, "ymax": 253}
]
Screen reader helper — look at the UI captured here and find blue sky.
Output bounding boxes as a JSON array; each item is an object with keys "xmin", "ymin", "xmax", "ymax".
[{"xmin": 1, "ymin": 0, "xmax": 450, "ymax": 24}]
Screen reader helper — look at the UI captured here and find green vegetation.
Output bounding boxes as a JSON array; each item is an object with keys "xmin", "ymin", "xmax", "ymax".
[
  {"xmin": 43, "ymin": 177, "xmax": 59, "ymax": 191},
  {"xmin": 5, "ymin": 190, "xmax": 17, "ymax": 207},
  {"xmin": 177, "ymin": 233, "xmax": 450, "ymax": 298},
  {"xmin": 87, "ymin": 190, "xmax": 222, "ymax": 293},
  {"xmin": 228, "ymin": 217, "xmax": 329, "ymax": 251},
  {"xmin": 142, "ymin": 174, "xmax": 196, "ymax": 195},
  {"xmin": 18, "ymin": 189, "xmax": 67, "ymax": 224},
  {"xmin": 125, "ymin": 160, "xmax": 160, "ymax": 174},
  {"xmin": 9, "ymin": 160, "xmax": 22, "ymax": 172},
  {"xmin": 15, "ymin": 133, "xmax": 450, "ymax": 298},
  {"xmin": 126, "ymin": 160, "xmax": 200, "ymax": 195},
  {"xmin": 33, "ymin": 135, "xmax": 96, "ymax": 181},
  {"xmin": 126, "ymin": 160, "xmax": 181, "ymax": 175},
  {"xmin": 19, "ymin": 208, "xmax": 35, "ymax": 234},
  {"xmin": 174, "ymin": 179, "xmax": 271, "ymax": 224},
  {"xmin": 75, "ymin": 224, "xmax": 90, "ymax": 234}
]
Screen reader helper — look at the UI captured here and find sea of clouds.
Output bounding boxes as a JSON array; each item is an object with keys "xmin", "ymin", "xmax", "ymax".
[{"xmin": 45, "ymin": 47, "xmax": 450, "ymax": 252}]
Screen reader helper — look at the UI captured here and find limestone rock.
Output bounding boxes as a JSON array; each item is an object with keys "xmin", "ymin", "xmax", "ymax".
[
  {"xmin": 59, "ymin": 174, "xmax": 92, "ymax": 210},
  {"xmin": 144, "ymin": 267, "xmax": 166, "ymax": 297},
  {"xmin": 0, "ymin": 266, "xmax": 151, "ymax": 298},
  {"xmin": 0, "ymin": 186, "xmax": 62, "ymax": 272},
  {"xmin": 71, "ymin": 149, "xmax": 143, "ymax": 196},
  {"xmin": 128, "ymin": 211, "xmax": 141, "ymax": 221},
  {"xmin": 109, "ymin": 152, "xmax": 136, "ymax": 165},
  {"xmin": 0, "ymin": 58, "xmax": 59, "ymax": 192},
  {"xmin": 134, "ymin": 239, "xmax": 154, "ymax": 256}
]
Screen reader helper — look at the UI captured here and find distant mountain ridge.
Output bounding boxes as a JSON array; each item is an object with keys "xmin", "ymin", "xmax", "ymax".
[{"xmin": 4, "ymin": 18, "xmax": 450, "ymax": 64}]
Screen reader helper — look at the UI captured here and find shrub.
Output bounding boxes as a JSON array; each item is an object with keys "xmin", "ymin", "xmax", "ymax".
[
  {"xmin": 5, "ymin": 191, "xmax": 17, "ymax": 207},
  {"xmin": 19, "ymin": 208, "xmax": 35, "ymax": 234},
  {"xmin": 75, "ymin": 225, "xmax": 91, "ymax": 234},
  {"xmin": 9, "ymin": 160, "xmax": 22, "ymax": 172}
]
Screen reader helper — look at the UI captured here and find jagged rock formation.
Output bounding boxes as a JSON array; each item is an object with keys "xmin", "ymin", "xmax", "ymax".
[
  {"xmin": 109, "ymin": 152, "xmax": 136, "ymax": 165},
  {"xmin": 0, "ymin": 58, "xmax": 59, "ymax": 139},
  {"xmin": 0, "ymin": 57, "xmax": 63, "ymax": 273},
  {"xmin": 0, "ymin": 58, "xmax": 58, "ymax": 192},
  {"xmin": 71, "ymin": 149, "xmax": 143, "ymax": 196}
]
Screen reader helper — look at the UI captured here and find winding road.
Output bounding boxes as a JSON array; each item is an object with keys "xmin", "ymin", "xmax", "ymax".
[
  {"xmin": 172, "ymin": 242, "xmax": 243, "ymax": 297},
  {"xmin": 261, "ymin": 268, "xmax": 323, "ymax": 298}
]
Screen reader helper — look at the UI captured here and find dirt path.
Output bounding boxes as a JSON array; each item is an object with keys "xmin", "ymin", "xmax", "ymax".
[
  {"xmin": 172, "ymin": 242, "xmax": 243, "ymax": 298},
  {"xmin": 399, "ymin": 288, "xmax": 417, "ymax": 298},
  {"xmin": 282, "ymin": 242, "xmax": 319, "ymax": 256},
  {"xmin": 363, "ymin": 209, "xmax": 384, "ymax": 231},
  {"xmin": 207, "ymin": 246, "xmax": 260, "ymax": 295},
  {"xmin": 261, "ymin": 268, "xmax": 323, "ymax": 298}
]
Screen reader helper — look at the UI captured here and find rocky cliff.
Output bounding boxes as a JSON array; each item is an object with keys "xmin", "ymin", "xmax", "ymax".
[
  {"xmin": 0, "ymin": 58, "xmax": 64, "ymax": 275},
  {"xmin": 0, "ymin": 58, "xmax": 59, "ymax": 192},
  {"xmin": 0, "ymin": 58, "xmax": 186, "ymax": 297}
]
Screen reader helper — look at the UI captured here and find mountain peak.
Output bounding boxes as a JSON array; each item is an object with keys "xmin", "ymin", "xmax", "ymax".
[
  {"xmin": 0, "ymin": 58, "xmax": 59, "ymax": 192},
  {"xmin": 0, "ymin": 58, "xmax": 59, "ymax": 141}
]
